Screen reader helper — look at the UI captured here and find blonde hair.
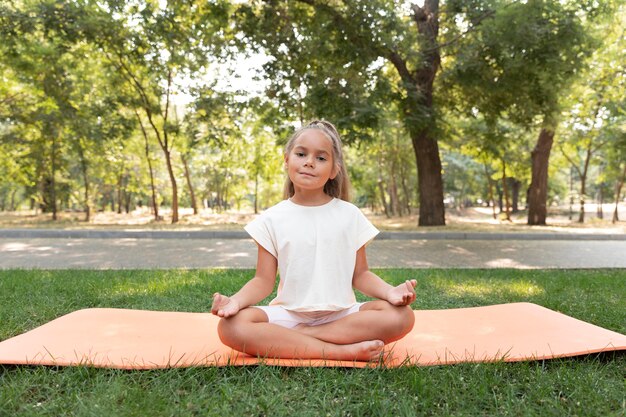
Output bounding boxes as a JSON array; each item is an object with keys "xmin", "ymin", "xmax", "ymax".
[{"xmin": 283, "ymin": 120, "xmax": 352, "ymax": 201}]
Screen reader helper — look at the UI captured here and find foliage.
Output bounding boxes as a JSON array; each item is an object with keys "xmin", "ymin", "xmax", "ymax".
[{"xmin": 0, "ymin": 0, "xmax": 624, "ymax": 224}]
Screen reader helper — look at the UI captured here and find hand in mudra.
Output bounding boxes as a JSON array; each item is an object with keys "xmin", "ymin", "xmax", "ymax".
[
  {"xmin": 386, "ymin": 279, "xmax": 417, "ymax": 306},
  {"xmin": 211, "ymin": 293, "xmax": 241, "ymax": 318}
]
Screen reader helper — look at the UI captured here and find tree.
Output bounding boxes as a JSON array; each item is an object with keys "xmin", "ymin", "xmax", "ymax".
[
  {"xmin": 65, "ymin": 48, "xmax": 134, "ymax": 221},
  {"xmin": 0, "ymin": 1, "xmax": 84, "ymax": 219},
  {"xmin": 559, "ymin": 105, "xmax": 610, "ymax": 223},
  {"xmin": 349, "ymin": 114, "xmax": 417, "ymax": 217},
  {"xmin": 238, "ymin": 0, "xmax": 450, "ymax": 225},
  {"xmin": 82, "ymin": 0, "xmax": 232, "ymax": 223},
  {"xmin": 603, "ymin": 89, "xmax": 626, "ymax": 224},
  {"xmin": 240, "ymin": 99, "xmax": 285, "ymax": 214},
  {"xmin": 443, "ymin": 110, "xmax": 532, "ymax": 219},
  {"xmin": 133, "ymin": 107, "xmax": 162, "ymax": 220},
  {"xmin": 1, "ymin": 1, "xmax": 136, "ymax": 220},
  {"xmin": 0, "ymin": 63, "xmax": 36, "ymax": 211},
  {"xmin": 448, "ymin": 0, "xmax": 599, "ymax": 225},
  {"xmin": 558, "ymin": 7, "xmax": 625, "ymax": 223},
  {"xmin": 181, "ymin": 86, "xmax": 241, "ymax": 215}
]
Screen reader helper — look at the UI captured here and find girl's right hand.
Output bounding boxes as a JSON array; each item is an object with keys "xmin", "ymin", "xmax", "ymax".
[{"xmin": 211, "ymin": 293, "xmax": 241, "ymax": 318}]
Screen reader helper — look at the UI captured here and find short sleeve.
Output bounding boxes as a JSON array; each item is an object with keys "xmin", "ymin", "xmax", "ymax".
[
  {"xmin": 354, "ymin": 207, "xmax": 379, "ymax": 250},
  {"xmin": 244, "ymin": 216, "xmax": 278, "ymax": 258}
]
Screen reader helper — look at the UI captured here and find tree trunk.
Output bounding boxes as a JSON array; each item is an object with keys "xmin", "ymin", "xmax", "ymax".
[
  {"xmin": 9, "ymin": 189, "xmax": 17, "ymax": 211},
  {"xmin": 578, "ymin": 182, "xmax": 586, "ymax": 223},
  {"xmin": 484, "ymin": 164, "xmax": 497, "ymax": 219},
  {"xmin": 77, "ymin": 143, "xmax": 91, "ymax": 222},
  {"xmin": 501, "ymin": 160, "xmax": 511, "ymax": 221},
  {"xmin": 412, "ymin": 1, "xmax": 445, "ymax": 226},
  {"xmin": 568, "ymin": 167, "xmax": 574, "ymax": 220},
  {"xmin": 181, "ymin": 154, "xmax": 198, "ymax": 215},
  {"xmin": 577, "ymin": 144, "xmax": 593, "ymax": 223},
  {"xmin": 50, "ymin": 132, "xmax": 58, "ymax": 221},
  {"xmin": 81, "ymin": 162, "xmax": 91, "ymax": 222},
  {"xmin": 137, "ymin": 71, "xmax": 178, "ymax": 223},
  {"xmin": 254, "ymin": 172, "xmax": 259, "ymax": 214},
  {"xmin": 387, "ymin": 0, "xmax": 444, "ymax": 226},
  {"xmin": 613, "ymin": 164, "xmax": 626, "ymax": 224},
  {"xmin": 117, "ymin": 173, "xmax": 123, "ymax": 214},
  {"xmin": 399, "ymin": 162, "xmax": 412, "ymax": 215},
  {"xmin": 411, "ymin": 130, "xmax": 445, "ymax": 226},
  {"xmin": 389, "ymin": 162, "xmax": 401, "ymax": 216},
  {"xmin": 377, "ymin": 178, "xmax": 390, "ymax": 218},
  {"xmin": 164, "ymin": 149, "xmax": 179, "ymax": 223},
  {"xmin": 124, "ymin": 191, "xmax": 132, "ymax": 213},
  {"xmin": 147, "ymin": 158, "xmax": 159, "ymax": 220},
  {"xmin": 527, "ymin": 125, "xmax": 555, "ymax": 225},
  {"xmin": 510, "ymin": 178, "xmax": 521, "ymax": 213},
  {"xmin": 135, "ymin": 109, "xmax": 160, "ymax": 221}
]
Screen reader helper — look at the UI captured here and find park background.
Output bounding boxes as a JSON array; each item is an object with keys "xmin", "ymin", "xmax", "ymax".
[
  {"xmin": 1, "ymin": 2, "xmax": 626, "ymax": 416},
  {"xmin": 0, "ymin": 0, "xmax": 625, "ymax": 230}
]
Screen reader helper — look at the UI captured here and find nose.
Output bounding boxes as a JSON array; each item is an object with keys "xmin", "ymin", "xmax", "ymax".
[{"xmin": 304, "ymin": 156, "xmax": 315, "ymax": 167}]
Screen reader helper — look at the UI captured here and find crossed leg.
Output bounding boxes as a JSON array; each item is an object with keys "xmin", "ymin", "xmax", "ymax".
[
  {"xmin": 294, "ymin": 300, "xmax": 415, "ymax": 345},
  {"xmin": 217, "ymin": 307, "xmax": 385, "ymax": 361}
]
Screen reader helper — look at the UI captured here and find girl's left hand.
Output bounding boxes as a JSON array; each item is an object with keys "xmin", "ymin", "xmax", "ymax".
[{"xmin": 386, "ymin": 279, "xmax": 417, "ymax": 306}]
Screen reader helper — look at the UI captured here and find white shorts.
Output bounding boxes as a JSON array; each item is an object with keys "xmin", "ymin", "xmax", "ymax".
[{"xmin": 253, "ymin": 303, "xmax": 364, "ymax": 329}]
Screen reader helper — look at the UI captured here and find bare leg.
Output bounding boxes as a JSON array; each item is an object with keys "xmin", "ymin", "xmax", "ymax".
[
  {"xmin": 217, "ymin": 307, "xmax": 384, "ymax": 361},
  {"xmin": 295, "ymin": 300, "xmax": 415, "ymax": 344}
]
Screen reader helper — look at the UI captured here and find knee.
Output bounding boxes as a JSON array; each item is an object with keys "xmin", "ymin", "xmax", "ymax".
[
  {"xmin": 216, "ymin": 308, "xmax": 266, "ymax": 350},
  {"xmin": 384, "ymin": 305, "xmax": 414, "ymax": 343},
  {"xmin": 394, "ymin": 305, "xmax": 415, "ymax": 336},
  {"xmin": 217, "ymin": 317, "xmax": 243, "ymax": 349}
]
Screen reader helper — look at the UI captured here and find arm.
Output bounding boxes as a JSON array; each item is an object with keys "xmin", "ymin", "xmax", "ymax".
[
  {"xmin": 211, "ymin": 243, "xmax": 277, "ymax": 317},
  {"xmin": 352, "ymin": 245, "xmax": 416, "ymax": 306}
]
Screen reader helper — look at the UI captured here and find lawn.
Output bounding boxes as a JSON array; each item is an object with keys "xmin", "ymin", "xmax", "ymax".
[{"xmin": 1, "ymin": 269, "xmax": 624, "ymax": 416}]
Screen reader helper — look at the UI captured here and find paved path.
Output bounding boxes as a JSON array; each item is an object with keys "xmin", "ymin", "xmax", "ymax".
[{"xmin": 1, "ymin": 229, "xmax": 625, "ymax": 269}]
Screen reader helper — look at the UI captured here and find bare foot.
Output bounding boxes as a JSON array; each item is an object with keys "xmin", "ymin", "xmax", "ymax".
[
  {"xmin": 211, "ymin": 293, "xmax": 240, "ymax": 318},
  {"xmin": 292, "ymin": 327, "xmax": 384, "ymax": 361},
  {"xmin": 336, "ymin": 340, "xmax": 385, "ymax": 361}
]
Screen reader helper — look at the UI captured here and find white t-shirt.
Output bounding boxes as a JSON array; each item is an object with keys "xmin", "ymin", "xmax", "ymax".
[{"xmin": 244, "ymin": 198, "xmax": 379, "ymax": 312}]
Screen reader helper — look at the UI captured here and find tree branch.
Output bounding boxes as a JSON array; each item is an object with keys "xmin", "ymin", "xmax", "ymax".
[
  {"xmin": 105, "ymin": 50, "xmax": 167, "ymax": 150},
  {"xmin": 164, "ymin": 67, "xmax": 172, "ymax": 150},
  {"xmin": 558, "ymin": 142, "xmax": 583, "ymax": 178},
  {"xmin": 0, "ymin": 92, "xmax": 25, "ymax": 106}
]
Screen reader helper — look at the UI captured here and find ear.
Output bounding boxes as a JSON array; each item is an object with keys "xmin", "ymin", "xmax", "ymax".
[{"xmin": 283, "ymin": 153, "xmax": 289, "ymax": 168}]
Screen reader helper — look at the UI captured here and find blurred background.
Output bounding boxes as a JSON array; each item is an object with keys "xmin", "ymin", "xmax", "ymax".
[{"xmin": 0, "ymin": 0, "xmax": 624, "ymax": 228}]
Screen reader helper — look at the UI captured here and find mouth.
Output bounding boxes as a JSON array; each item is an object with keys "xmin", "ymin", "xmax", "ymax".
[{"xmin": 298, "ymin": 172, "xmax": 315, "ymax": 177}]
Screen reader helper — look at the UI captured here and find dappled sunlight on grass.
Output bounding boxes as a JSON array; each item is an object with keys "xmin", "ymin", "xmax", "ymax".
[
  {"xmin": 431, "ymin": 279, "xmax": 545, "ymax": 302},
  {"xmin": 109, "ymin": 280, "xmax": 175, "ymax": 297},
  {"xmin": 108, "ymin": 272, "xmax": 217, "ymax": 298}
]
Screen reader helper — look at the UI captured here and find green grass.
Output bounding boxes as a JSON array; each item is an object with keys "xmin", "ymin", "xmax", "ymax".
[{"xmin": 1, "ymin": 269, "xmax": 625, "ymax": 416}]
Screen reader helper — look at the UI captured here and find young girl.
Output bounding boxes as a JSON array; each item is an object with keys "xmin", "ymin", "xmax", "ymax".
[{"xmin": 211, "ymin": 120, "xmax": 417, "ymax": 361}]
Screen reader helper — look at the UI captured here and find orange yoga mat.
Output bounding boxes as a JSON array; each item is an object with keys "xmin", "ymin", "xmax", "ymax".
[{"xmin": 0, "ymin": 303, "xmax": 624, "ymax": 369}]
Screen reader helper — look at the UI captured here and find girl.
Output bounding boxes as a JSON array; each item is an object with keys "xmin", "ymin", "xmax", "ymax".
[{"xmin": 211, "ymin": 120, "xmax": 416, "ymax": 361}]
